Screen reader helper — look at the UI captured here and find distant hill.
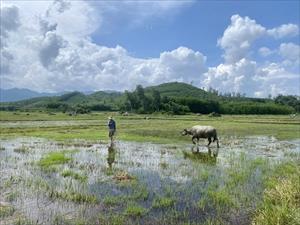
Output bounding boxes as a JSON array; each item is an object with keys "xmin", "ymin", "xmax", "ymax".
[
  {"xmin": 145, "ymin": 82, "xmax": 218, "ymax": 100},
  {"xmin": 0, "ymin": 88, "xmax": 62, "ymax": 102},
  {"xmin": 0, "ymin": 82, "xmax": 296, "ymax": 114},
  {"xmin": 2, "ymin": 82, "xmax": 209, "ymax": 106},
  {"xmin": 0, "ymin": 88, "xmax": 123, "ymax": 111}
]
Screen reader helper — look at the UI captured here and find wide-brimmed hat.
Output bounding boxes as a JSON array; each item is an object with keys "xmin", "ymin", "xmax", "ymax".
[{"xmin": 108, "ymin": 116, "xmax": 112, "ymax": 120}]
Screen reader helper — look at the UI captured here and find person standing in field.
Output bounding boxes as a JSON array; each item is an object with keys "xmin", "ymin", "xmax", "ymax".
[{"xmin": 107, "ymin": 117, "xmax": 116, "ymax": 144}]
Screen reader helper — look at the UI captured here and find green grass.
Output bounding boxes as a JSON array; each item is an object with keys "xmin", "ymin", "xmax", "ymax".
[
  {"xmin": 0, "ymin": 204, "xmax": 14, "ymax": 218},
  {"xmin": 182, "ymin": 151, "xmax": 217, "ymax": 164},
  {"xmin": 0, "ymin": 111, "xmax": 300, "ymax": 224},
  {"xmin": 103, "ymin": 196, "xmax": 124, "ymax": 207},
  {"xmin": 124, "ymin": 202, "xmax": 147, "ymax": 217},
  {"xmin": 207, "ymin": 188, "xmax": 234, "ymax": 209},
  {"xmin": 37, "ymin": 151, "xmax": 72, "ymax": 170},
  {"xmin": 50, "ymin": 190, "xmax": 98, "ymax": 204},
  {"xmin": 1, "ymin": 112, "xmax": 299, "ymax": 142},
  {"xmin": 252, "ymin": 161, "xmax": 300, "ymax": 225},
  {"xmin": 152, "ymin": 196, "xmax": 175, "ymax": 208},
  {"xmin": 98, "ymin": 214, "xmax": 125, "ymax": 225},
  {"xmin": 61, "ymin": 169, "xmax": 87, "ymax": 182}
]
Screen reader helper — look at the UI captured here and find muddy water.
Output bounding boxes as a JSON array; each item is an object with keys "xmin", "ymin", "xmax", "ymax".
[{"xmin": 0, "ymin": 136, "xmax": 299, "ymax": 224}]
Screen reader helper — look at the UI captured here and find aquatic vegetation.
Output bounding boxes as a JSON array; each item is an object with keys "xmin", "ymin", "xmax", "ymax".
[
  {"xmin": 124, "ymin": 202, "xmax": 147, "ymax": 217},
  {"xmin": 0, "ymin": 116, "xmax": 299, "ymax": 225},
  {"xmin": 13, "ymin": 217, "xmax": 36, "ymax": 225},
  {"xmin": 182, "ymin": 150, "xmax": 217, "ymax": 164},
  {"xmin": 98, "ymin": 213, "xmax": 126, "ymax": 225},
  {"xmin": 0, "ymin": 204, "xmax": 14, "ymax": 218},
  {"xmin": 103, "ymin": 196, "xmax": 125, "ymax": 207},
  {"xmin": 61, "ymin": 169, "xmax": 87, "ymax": 182},
  {"xmin": 13, "ymin": 145, "xmax": 29, "ymax": 154},
  {"xmin": 38, "ymin": 151, "xmax": 72, "ymax": 169},
  {"xmin": 49, "ymin": 189, "xmax": 98, "ymax": 204},
  {"xmin": 252, "ymin": 161, "xmax": 300, "ymax": 225},
  {"xmin": 207, "ymin": 188, "xmax": 234, "ymax": 209},
  {"xmin": 152, "ymin": 196, "xmax": 175, "ymax": 208}
]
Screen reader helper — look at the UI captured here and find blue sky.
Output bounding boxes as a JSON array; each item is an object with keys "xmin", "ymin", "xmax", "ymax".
[
  {"xmin": 92, "ymin": 1, "xmax": 300, "ymax": 66},
  {"xmin": 1, "ymin": 0, "xmax": 299, "ymax": 97}
]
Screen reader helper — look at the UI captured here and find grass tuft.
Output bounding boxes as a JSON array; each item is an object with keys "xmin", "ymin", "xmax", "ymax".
[
  {"xmin": 38, "ymin": 151, "xmax": 72, "ymax": 170},
  {"xmin": 252, "ymin": 161, "xmax": 300, "ymax": 225},
  {"xmin": 0, "ymin": 204, "xmax": 14, "ymax": 218},
  {"xmin": 124, "ymin": 203, "xmax": 147, "ymax": 217},
  {"xmin": 152, "ymin": 196, "xmax": 175, "ymax": 208},
  {"xmin": 61, "ymin": 169, "xmax": 87, "ymax": 182}
]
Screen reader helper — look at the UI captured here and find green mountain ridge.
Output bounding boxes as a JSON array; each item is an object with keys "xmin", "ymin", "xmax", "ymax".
[
  {"xmin": 0, "ymin": 82, "xmax": 297, "ymax": 114},
  {"xmin": 145, "ymin": 82, "xmax": 217, "ymax": 99}
]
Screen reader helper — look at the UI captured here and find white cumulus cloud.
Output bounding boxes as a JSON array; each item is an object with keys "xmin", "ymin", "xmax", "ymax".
[
  {"xmin": 205, "ymin": 14, "xmax": 300, "ymax": 97},
  {"xmin": 202, "ymin": 58, "xmax": 258, "ymax": 96},
  {"xmin": 258, "ymin": 47, "xmax": 274, "ymax": 57},
  {"xmin": 0, "ymin": 1, "xmax": 206, "ymax": 92},
  {"xmin": 279, "ymin": 42, "xmax": 300, "ymax": 61},
  {"xmin": 268, "ymin": 24, "xmax": 299, "ymax": 39},
  {"xmin": 217, "ymin": 15, "xmax": 266, "ymax": 63},
  {"xmin": 0, "ymin": 2, "xmax": 299, "ymax": 98}
]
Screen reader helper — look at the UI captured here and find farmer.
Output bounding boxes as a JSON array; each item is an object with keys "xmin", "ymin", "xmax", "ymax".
[{"xmin": 107, "ymin": 116, "xmax": 116, "ymax": 144}]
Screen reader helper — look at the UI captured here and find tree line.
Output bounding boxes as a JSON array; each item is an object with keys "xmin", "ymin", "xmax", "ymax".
[
  {"xmin": 0, "ymin": 84, "xmax": 298, "ymax": 115},
  {"xmin": 121, "ymin": 85, "xmax": 296, "ymax": 115}
]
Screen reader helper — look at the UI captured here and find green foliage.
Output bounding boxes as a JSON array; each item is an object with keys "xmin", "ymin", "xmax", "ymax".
[
  {"xmin": 161, "ymin": 100, "xmax": 190, "ymax": 115},
  {"xmin": 152, "ymin": 197, "xmax": 175, "ymax": 208},
  {"xmin": 220, "ymin": 101, "xmax": 294, "ymax": 114},
  {"xmin": 61, "ymin": 169, "xmax": 87, "ymax": 182},
  {"xmin": 145, "ymin": 82, "xmax": 217, "ymax": 99},
  {"xmin": 38, "ymin": 151, "xmax": 72, "ymax": 169},
  {"xmin": 0, "ymin": 204, "xmax": 14, "ymax": 218},
  {"xmin": 0, "ymin": 82, "xmax": 297, "ymax": 115},
  {"xmin": 252, "ymin": 161, "xmax": 300, "ymax": 225},
  {"xmin": 275, "ymin": 95, "xmax": 300, "ymax": 112},
  {"xmin": 175, "ymin": 97, "xmax": 220, "ymax": 113},
  {"xmin": 103, "ymin": 196, "xmax": 124, "ymax": 206},
  {"xmin": 124, "ymin": 203, "xmax": 147, "ymax": 217},
  {"xmin": 50, "ymin": 190, "xmax": 98, "ymax": 203}
]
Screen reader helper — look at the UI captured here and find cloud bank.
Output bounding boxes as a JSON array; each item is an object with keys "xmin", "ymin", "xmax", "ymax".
[
  {"xmin": 0, "ymin": 1, "xmax": 299, "ymax": 97},
  {"xmin": 204, "ymin": 14, "xmax": 299, "ymax": 97}
]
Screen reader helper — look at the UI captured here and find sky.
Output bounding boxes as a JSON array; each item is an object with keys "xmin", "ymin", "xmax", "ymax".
[{"xmin": 0, "ymin": 0, "xmax": 299, "ymax": 97}]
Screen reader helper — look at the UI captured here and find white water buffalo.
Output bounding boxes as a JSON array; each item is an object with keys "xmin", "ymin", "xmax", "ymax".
[{"xmin": 182, "ymin": 125, "xmax": 219, "ymax": 148}]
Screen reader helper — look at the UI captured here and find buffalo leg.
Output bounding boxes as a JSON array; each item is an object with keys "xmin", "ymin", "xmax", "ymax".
[
  {"xmin": 207, "ymin": 137, "xmax": 212, "ymax": 146},
  {"xmin": 192, "ymin": 136, "xmax": 197, "ymax": 144},
  {"xmin": 213, "ymin": 136, "xmax": 220, "ymax": 148}
]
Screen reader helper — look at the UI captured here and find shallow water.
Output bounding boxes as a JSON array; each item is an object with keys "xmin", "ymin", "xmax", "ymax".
[{"xmin": 0, "ymin": 136, "xmax": 299, "ymax": 224}]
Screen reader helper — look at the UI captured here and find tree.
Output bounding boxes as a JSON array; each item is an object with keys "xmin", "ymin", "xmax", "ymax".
[
  {"xmin": 125, "ymin": 91, "xmax": 139, "ymax": 111},
  {"xmin": 152, "ymin": 90, "xmax": 161, "ymax": 111}
]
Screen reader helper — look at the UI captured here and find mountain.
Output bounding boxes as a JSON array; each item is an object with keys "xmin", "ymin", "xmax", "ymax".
[
  {"xmin": 145, "ymin": 82, "xmax": 218, "ymax": 100},
  {"xmin": 0, "ymin": 82, "xmax": 295, "ymax": 114},
  {"xmin": 0, "ymin": 88, "xmax": 123, "ymax": 111},
  {"xmin": 0, "ymin": 88, "xmax": 62, "ymax": 102},
  {"xmin": 0, "ymin": 82, "xmax": 209, "ymax": 109}
]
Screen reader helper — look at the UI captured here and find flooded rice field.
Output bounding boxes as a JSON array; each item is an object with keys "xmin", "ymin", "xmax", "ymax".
[{"xmin": 0, "ymin": 136, "xmax": 299, "ymax": 225}]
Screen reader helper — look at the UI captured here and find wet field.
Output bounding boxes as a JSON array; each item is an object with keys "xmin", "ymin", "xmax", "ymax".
[{"xmin": 1, "ymin": 134, "xmax": 299, "ymax": 225}]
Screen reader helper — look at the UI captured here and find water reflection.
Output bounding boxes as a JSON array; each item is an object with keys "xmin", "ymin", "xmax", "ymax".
[
  {"xmin": 183, "ymin": 146, "xmax": 218, "ymax": 164},
  {"xmin": 107, "ymin": 144, "xmax": 116, "ymax": 170}
]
